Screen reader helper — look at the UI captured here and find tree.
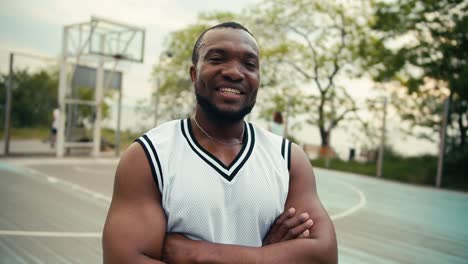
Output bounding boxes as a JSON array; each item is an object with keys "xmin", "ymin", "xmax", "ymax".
[
  {"xmin": 0, "ymin": 69, "xmax": 58, "ymax": 128},
  {"xmin": 246, "ymin": 0, "xmax": 370, "ymax": 150},
  {"xmin": 0, "ymin": 68, "xmax": 113, "ymax": 131},
  {"xmin": 362, "ymin": 0, "xmax": 467, "ymax": 150},
  {"xmin": 361, "ymin": 0, "xmax": 468, "ymax": 188}
]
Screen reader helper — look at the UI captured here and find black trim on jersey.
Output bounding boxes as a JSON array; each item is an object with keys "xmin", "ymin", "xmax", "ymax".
[
  {"xmin": 180, "ymin": 118, "xmax": 255, "ymax": 182},
  {"xmin": 281, "ymin": 138, "xmax": 286, "ymax": 159},
  {"xmin": 187, "ymin": 118, "xmax": 248, "ymax": 170},
  {"xmin": 142, "ymin": 134, "xmax": 164, "ymax": 189},
  {"xmin": 230, "ymin": 124, "xmax": 255, "ymax": 178},
  {"xmin": 180, "ymin": 121, "xmax": 227, "ymax": 178},
  {"xmin": 281, "ymin": 138, "xmax": 292, "ymax": 171},
  {"xmin": 287, "ymin": 140, "xmax": 292, "ymax": 171},
  {"xmin": 135, "ymin": 137, "xmax": 162, "ymax": 190}
]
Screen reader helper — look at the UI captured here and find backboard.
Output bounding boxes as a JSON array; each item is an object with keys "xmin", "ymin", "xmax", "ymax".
[
  {"xmin": 57, "ymin": 16, "xmax": 145, "ymax": 157},
  {"xmin": 66, "ymin": 16, "xmax": 145, "ymax": 63}
]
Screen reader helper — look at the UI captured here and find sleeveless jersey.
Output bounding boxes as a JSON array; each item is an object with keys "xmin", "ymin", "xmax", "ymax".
[{"xmin": 136, "ymin": 118, "xmax": 291, "ymax": 247}]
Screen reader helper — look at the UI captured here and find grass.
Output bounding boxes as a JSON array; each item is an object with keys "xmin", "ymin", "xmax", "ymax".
[
  {"xmin": 312, "ymin": 158, "xmax": 377, "ymax": 176},
  {"xmin": 311, "ymin": 154, "xmax": 450, "ymax": 189},
  {"xmin": 0, "ymin": 127, "xmax": 50, "ymax": 140},
  {"xmin": 101, "ymin": 128, "xmax": 141, "ymax": 150}
]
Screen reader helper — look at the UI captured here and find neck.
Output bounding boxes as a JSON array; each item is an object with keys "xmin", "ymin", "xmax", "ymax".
[{"xmin": 193, "ymin": 107, "xmax": 245, "ymax": 143}]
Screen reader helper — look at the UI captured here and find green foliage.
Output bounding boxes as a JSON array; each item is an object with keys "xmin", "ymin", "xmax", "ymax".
[
  {"xmin": 246, "ymin": 0, "xmax": 369, "ymax": 147},
  {"xmin": 363, "ymin": 0, "xmax": 467, "ymax": 147},
  {"xmin": 75, "ymin": 86, "xmax": 111, "ymax": 120},
  {"xmin": 360, "ymin": 0, "xmax": 467, "ymax": 190},
  {"xmin": 312, "ymin": 143, "xmax": 467, "ymax": 191},
  {"xmin": 312, "ymin": 157, "xmax": 377, "ymax": 176},
  {"xmin": 368, "ymin": 0, "xmax": 467, "ymax": 92},
  {"xmin": 144, "ymin": 1, "xmax": 369, "ymax": 144},
  {"xmin": 443, "ymin": 146, "xmax": 468, "ymax": 191},
  {"xmin": 0, "ymin": 69, "xmax": 58, "ymax": 128},
  {"xmin": 101, "ymin": 127, "xmax": 140, "ymax": 150},
  {"xmin": 0, "ymin": 127, "xmax": 49, "ymax": 139},
  {"xmin": 311, "ymin": 153, "xmax": 450, "ymax": 189},
  {"xmin": 0, "ymin": 67, "xmax": 113, "ymax": 131}
]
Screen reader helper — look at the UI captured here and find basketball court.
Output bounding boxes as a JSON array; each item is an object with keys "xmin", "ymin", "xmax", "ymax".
[{"xmin": 1, "ymin": 157, "xmax": 467, "ymax": 263}]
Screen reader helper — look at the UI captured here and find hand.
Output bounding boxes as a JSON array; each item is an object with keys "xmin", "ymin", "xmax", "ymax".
[
  {"xmin": 162, "ymin": 233, "xmax": 197, "ymax": 263},
  {"xmin": 263, "ymin": 207, "xmax": 314, "ymax": 246}
]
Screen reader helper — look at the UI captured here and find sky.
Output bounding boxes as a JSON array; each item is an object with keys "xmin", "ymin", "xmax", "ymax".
[
  {"xmin": 0, "ymin": 0, "xmax": 438, "ymax": 157},
  {"xmin": 0, "ymin": 0, "xmax": 261, "ymax": 101}
]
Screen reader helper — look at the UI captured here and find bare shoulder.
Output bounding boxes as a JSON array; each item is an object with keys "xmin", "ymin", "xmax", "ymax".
[
  {"xmin": 113, "ymin": 142, "xmax": 156, "ymax": 197},
  {"xmin": 288, "ymin": 143, "xmax": 318, "ymax": 205},
  {"xmin": 286, "ymin": 142, "xmax": 326, "ymax": 214},
  {"xmin": 289, "ymin": 142, "xmax": 314, "ymax": 171}
]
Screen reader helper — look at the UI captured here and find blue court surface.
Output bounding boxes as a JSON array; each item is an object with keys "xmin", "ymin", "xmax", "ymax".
[{"xmin": 1, "ymin": 158, "xmax": 467, "ymax": 263}]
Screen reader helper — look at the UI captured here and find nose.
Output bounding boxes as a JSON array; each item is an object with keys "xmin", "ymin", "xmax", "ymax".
[{"xmin": 221, "ymin": 61, "xmax": 244, "ymax": 82}]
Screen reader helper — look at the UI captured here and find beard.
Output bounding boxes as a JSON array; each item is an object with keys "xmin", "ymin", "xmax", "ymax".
[{"xmin": 195, "ymin": 91, "xmax": 255, "ymax": 123}]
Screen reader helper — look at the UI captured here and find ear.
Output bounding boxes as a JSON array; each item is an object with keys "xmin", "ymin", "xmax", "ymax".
[{"xmin": 190, "ymin": 65, "xmax": 197, "ymax": 84}]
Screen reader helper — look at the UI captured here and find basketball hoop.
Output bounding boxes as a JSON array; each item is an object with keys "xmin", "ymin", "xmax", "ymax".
[{"xmin": 56, "ymin": 16, "xmax": 145, "ymax": 158}]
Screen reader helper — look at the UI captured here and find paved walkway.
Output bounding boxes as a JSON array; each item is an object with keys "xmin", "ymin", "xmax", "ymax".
[{"xmin": 0, "ymin": 139, "xmax": 117, "ymax": 158}]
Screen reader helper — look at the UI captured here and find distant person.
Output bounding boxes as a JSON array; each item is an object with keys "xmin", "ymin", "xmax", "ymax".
[
  {"xmin": 349, "ymin": 147, "xmax": 356, "ymax": 162},
  {"xmin": 103, "ymin": 22, "xmax": 337, "ymax": 263},
  {"xmin": 50, "ymin": 107, "xmax": 59, "ymax": 148},
  {"xmin": 269, "ymin": 111, "xmax": 285, "ymax": 136}
]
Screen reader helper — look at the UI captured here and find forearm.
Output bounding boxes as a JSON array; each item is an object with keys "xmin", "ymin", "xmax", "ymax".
[
  {"xmin": 180, "ymin": 239, "xmax": 336, "ymax": 264},
  {"xmin": 189, "ymin": 241, "xmax": 258, "ymax": 264},
  {"xmin": 104, "ymin": 254, "xmax": 166, "ymax": 264},
  {"xmin": 258, "ymin": 239, "xmax": 337, "ymax": 264}
]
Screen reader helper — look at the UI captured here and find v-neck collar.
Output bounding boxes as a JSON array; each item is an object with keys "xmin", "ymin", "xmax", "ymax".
[{"xmin": 180, "ymin": 118, "xmax": 255, "ymax": 182}]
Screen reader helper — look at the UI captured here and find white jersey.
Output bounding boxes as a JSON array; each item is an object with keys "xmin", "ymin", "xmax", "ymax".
[{"xmin": 136, "ymin": 118, "xmax": 291, "ymax": 247}]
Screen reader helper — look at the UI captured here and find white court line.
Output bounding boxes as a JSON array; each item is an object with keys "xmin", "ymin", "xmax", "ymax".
[
  {"xmin": 73, "ymin": 166, "xmax": 111, "ymax": 175},
  {"xmin": 0, "ymin": 165, "xmax": 111, "ymax": 238},
  {"xmin": 0, "ymin": 163, "xmax": 364, "ymax": 237},
  {"xmin": 1, "ymin": 179, "xmax": 366, "ymax": 238},
  {"xmin": 25, "ymin": 167, "xmax": 112, "ymax": 203},
  {"xmin": 4, "ymin": 158, "xmax": 118, "ymax": 166},
  {"xmin": 330, "ymin": 180, "xmax": 367, "ymax": 220},
  {"xmin": 0, "ymin": 162, "xmax": 112, "ymax": 203},
  {"xmin": 0, "ymin": 231, "xmax": 101, "ymax": 238}
]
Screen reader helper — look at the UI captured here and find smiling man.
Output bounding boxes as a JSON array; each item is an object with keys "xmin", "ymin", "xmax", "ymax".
[{"xmin": 102, "ymin": 22, "xmax": 337, "ymax": 263}]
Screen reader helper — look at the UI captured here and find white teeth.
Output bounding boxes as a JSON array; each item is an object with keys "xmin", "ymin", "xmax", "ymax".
[{"xmin": 220, "ymin": 88, "xmax": 241, "ymax": 94}]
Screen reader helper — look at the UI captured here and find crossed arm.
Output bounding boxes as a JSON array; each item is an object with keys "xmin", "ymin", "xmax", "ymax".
[{"xmin": 102, "ymin": 142, "xmax": 337, "ymax": 263}]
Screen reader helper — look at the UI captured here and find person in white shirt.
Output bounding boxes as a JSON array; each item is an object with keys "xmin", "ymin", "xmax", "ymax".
[
  {"xmin": 103, "ymin": 22, "xmax": 337, "ymax": 264},
  {"xmin": 50, "ymin": 107, "xmax": 59, "ymax": 148}
]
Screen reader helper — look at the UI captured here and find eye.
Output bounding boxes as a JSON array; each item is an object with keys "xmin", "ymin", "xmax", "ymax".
[
  {"xmin": 245, "ymin": 60, "xmax": 258, "ymax": 69},
  {"xmin": 208, "ymin": 56, "xmax": 223, "ymax": 63}
]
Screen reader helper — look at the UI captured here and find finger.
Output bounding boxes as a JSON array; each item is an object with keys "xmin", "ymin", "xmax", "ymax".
[
  {"xmin": 269, "ymin": 207, "xmax": 295, "ymax": 234},
  {"xmin": 282, "ymin": 219, "xmax": 313, "ymax": 241},
  {"xmin": 272, "ymin": 213, "xmax": 309, "ymax": 242},
  {"xmin": 276, "ymin": 213, "xmax": 310, "ymax": 241},
  {"xmin": 263, "ymin": 208, "xmax": 295, "ymax": 245},
  {"xmin": 298, "ymin": 229, "xmax": 310, "ymax": 239}
]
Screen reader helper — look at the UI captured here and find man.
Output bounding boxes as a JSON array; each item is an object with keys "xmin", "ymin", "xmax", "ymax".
[
  {"xmin": 50, "ymin": 106, "xmax": 59, "ymax": 148},
  {"xmin": 103, "ymin": 22, "xmax": 337, "ymax": 263}
]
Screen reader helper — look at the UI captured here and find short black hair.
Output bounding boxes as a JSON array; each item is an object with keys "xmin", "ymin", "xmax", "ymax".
[{"xmin": 191, "ymin": 22, "xmax": 254, "ymax": 66}]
